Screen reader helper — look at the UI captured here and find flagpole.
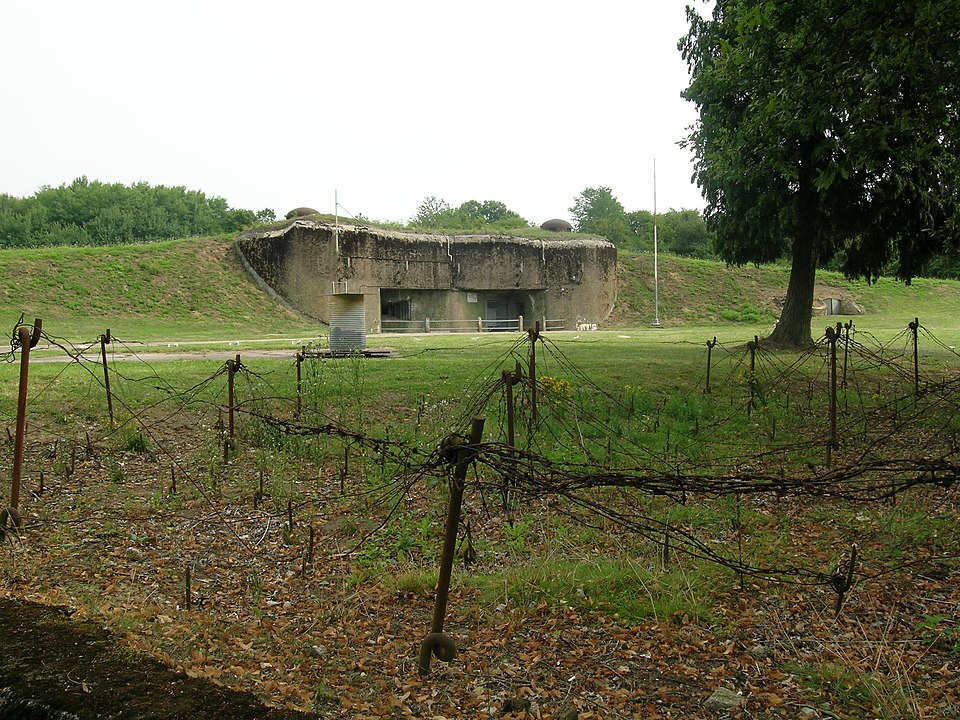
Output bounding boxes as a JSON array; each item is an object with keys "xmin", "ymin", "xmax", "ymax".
[{"xmin": 652, "ymin": 159, "xmax": 662, "ymax": 328}]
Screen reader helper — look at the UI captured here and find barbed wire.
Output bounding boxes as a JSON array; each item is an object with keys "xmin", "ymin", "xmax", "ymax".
[{"xmin": 3, "ymin": 318, "xmax": 957, "ymax": 595}]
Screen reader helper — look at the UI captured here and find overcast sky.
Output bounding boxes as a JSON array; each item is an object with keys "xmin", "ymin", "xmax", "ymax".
[{"xmin": 1, "ymin": 1, "xmax": 707, "ymax": 225}]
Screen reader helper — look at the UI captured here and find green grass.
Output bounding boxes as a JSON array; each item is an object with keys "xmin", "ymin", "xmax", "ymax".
[
  {"xmin": 467, "ymin": 555, "xmax": 721, "ymax": 624},
  {"xmin": 0, "ymin": 234, "xmax": 318, "ymax": 343},
  {"xmin": 615, "ymin": 250, "xmax": 960, "ymax": 338},
  {"xmin": 1, "ymin": 234, "xmax": 958, "ymax": 719},
  {"xmin": 3, "ymin": 233, "xmax": 959, "ymax": 350}
]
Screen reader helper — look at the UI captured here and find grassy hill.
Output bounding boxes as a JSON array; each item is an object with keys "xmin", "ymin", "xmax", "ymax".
[
  {"xmin": 0, "ymin": 235, "xmax": 319, "ymax": 344},
  {"xmin": 1, "ymin": 232, "xmax": 959, "ymax": 719},
  {"xmin": 616, "ymin": 251, "xmax": 960, "ymax": 338},
  {"xmin": 1, "ymin": 234, "xmax": 958, "ymax": 345}
]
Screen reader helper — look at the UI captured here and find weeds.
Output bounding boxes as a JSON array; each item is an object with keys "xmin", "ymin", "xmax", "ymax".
[
  {"xmin": 917, "ymin": 614, "xmax": 960, "ymax": 655},
  {"xmin": 468, "ymin": 553, "xmax": 719, "ymax": 624}
]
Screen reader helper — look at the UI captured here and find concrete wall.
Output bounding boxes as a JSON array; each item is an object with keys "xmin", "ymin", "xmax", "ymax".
[{"xmin": 234, "ymin": 220, "xmax": 617, "ymax": 331}]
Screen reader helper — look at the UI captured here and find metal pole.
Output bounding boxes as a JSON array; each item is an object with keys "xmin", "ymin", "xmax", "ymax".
[
  {"xmin": 432, "ymin": 418, "xmax": 484, "ymax": 632},
  {"xmin": 4, "ymin": 320, "xmax": 41, "ymax": 538},
  {"xmin": 503, "ymin": 370, "xmax": 516, "ymax": 449},
  {"xmin": 100, "ymin": 329, "xmax": 114, "ymax": 429},
  {"xmin": 502, "ymin": 369, "xmax": 516, "ymax": 510},
  {"xmin": 10, "ymin": 327, "xmax": 32, "ymax": 512},
  {"xmin": 295, "ymin": 350, "xmax": 303, "ymax": 420},
  {"xmin": 705, "ymin": 337, "xmax": 717, "ymax": 394},
  {"xmin": 418, "ymin": 417, "xmax": 485, "ymax": 675},
  {"xmin": 910, "ymin": 318, "xmax": 920, "ymax": 395},
  {"xmin": 529, "ymin": 323, "xmax": 539, "ymax": 426},
  {"xmin": 652, "ymin": 159, "xmax": 662, "ymax": 328},
  {"xmin": 227, "ymin": 355, "xmax": 239, "ymax": 440},
  {"xmin": 842, "ymin": 322, "xmax": 851, "ymax": 391},
  {"xmin": 651, "ymin": 158, "xmax": 660, "ymax": 327},
  {"xmin": 826, "ymin": 324, "xmax": 840, "ymax": 459}
]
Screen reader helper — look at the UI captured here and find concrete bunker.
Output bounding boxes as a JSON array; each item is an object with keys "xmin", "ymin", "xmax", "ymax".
[{"xmin": 234, "ymin": 220, "xmax": 617, "ymax": 333}]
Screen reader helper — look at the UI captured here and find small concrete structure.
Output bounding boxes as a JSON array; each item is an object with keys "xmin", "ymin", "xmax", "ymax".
[
  {"xmin": 234, "ymin": 220, "xmax": 617, "ymax": 333},
  {"xmin": 328, "ymin": 293, "xmax": 366, "ymax": 351},
  {"xmin": 816, "ymin": 297, "xmax": 865, "ymax": 316}
]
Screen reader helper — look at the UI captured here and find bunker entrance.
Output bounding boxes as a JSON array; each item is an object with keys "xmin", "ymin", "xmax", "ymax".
[
  {"xmin": 485, "ymin": 293, "xmax": 526, "ymax": 331},
  {"xmin": 378, "ymin": 289, "xmax": 542, "ymax": 333}
]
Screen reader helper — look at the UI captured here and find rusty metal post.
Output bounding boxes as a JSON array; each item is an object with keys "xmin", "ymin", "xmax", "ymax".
[
  {"xmin": 227, "ymin": 354, "xmax": 239, "ymax": 440},
  {"xmin": 528, "ymin": 323, "xmax": 540, "ymax": 425},
  {"xmin": 705, "ymin": 336, "xmax": 717, "ymax": 394},
  {"xmin": 832, "ymin": 544, "xmax": 857, "ymax": 617},
  {"xmin": 295, "ymin": 349, "xmax": 303, "ymax": 420},
  {"xmin": 418, "ymin": 416, "xmax": 485, "ymax": 676},
  {"xmin": 825, "ymin": 324, "xmax": 840, "ymax": 464},
  {"xmin": 100, "ymin": 329, "xmax": 114, "ymax": 429},
  {"xmin": 6, "ymin": 320, "xmax": 41, "ymax": 536},
  {"xmin": 10, "ymin": 327, "xmax": 32, "ymax": 512},
  {"xmin": 909, "ymin": 318, "xmax": 920, "ymax": 395},
  {"xmin": 501, "ymin": 369, "xmax": 516, "ymax": 510},
  {"xmin": 841, "ymin": 321, "xmax": 852, "ymax": 391},
  {"xmin": 503, "ymin": 370, "xmax": 516, "ymax": 449}
]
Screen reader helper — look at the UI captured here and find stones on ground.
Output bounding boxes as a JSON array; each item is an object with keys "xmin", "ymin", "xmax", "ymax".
[
  {"xmin": 748, "ymin": 643, "xmax": 774, "ymax": 658},
  {"xmin": 703, "ymin": 686, "xmax": 744, "ymax": 711}
]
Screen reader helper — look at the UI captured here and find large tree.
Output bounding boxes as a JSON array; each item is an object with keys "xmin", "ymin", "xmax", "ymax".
[
  {"xmin": 681, "ymin": 0, "xmax": 959, "ymax": 346},
  {"xmin": 569, "ymin": 187, "xmax": 632, "ymax": 246}
]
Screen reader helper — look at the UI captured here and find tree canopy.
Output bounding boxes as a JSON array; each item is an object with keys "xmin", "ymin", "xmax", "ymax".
[
  {"xmin": 681, "ymin": 0, "xmax": 960, "ymax": 345},
  {"xmin": 0, "ymin": 177, "xmax": 272, "ymax": 248},
  {"xmin": 410, "ymin": 197, "xmax": 529, "ymax": 231},
  {"xmin": 571, "ymin": 187, "xmax": 715, "ymax": 258},
  {"xmin": 569, "ymin": 187, "xmax": 632, "ymax": 247}
]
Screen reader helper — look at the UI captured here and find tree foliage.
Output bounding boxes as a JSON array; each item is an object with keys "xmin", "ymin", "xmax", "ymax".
[
  {"xmin": 681, "ymin": 0, "xmax": 960, "ymax": 345},
  {"xmin": 410, "ymin": 197, "xmax": 529, "ymax": 231},
  {"xmin": 571, "ymin": 187, "xmax": 714, "ymax": 257},
  {"xmin": 569, "ymin": 187, "xmax": 632, "ymax": 246},
  {"xmin": 654, "ymin": 209, "xmax": 716, "ymax": 259},
  {"xmin": 0, "ymin": 177, "xmax": 272, "ymax": 248}
]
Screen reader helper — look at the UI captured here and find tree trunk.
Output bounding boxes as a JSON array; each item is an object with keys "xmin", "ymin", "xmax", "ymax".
[
  {"xmin": 768, "ymin": 226, "xmax": 818, "ymax": 347},
  {"xmin": 768, "ymin": 139, "xmax": 820, "ymax": 348}
]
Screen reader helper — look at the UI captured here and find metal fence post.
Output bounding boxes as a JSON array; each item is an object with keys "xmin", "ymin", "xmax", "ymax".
[
  {"xmin": 100, "ymin": 329, "xmax": 114, "ymax": 428},
  {"xmin": 705, "ymin": 336, "xmax": 717, "ymax": 394},
  {"xmin": 909, "ymin": 317, "xmax": 920, "ymax": 395},
  {"xmin": 418, "ymin": 416, "xmax": 485, "ymax": 675},
  {"xmin": 4, "ymin": 319, "xmax": 42, "ymax": 538}
]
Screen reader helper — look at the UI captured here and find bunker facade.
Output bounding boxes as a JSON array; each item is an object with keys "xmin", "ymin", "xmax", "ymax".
[{"xmin": 234, "ymin": 220, "xmax": 617, "ymax": 332}]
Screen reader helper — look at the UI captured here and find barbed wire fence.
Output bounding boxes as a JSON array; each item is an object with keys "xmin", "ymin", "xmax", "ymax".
[{"xmin": 1, "ymin": 318, "xmax": 957, "ymax": 622}]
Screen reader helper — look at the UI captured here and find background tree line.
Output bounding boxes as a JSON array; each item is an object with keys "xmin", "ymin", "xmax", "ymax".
[
  {"xmin": 569, "ymin": 186, "xmax": 716, "ymax": 259},
  {"xmin": 410, "ymin": 197, "xmax": 530, "ymax": 233},
  {"xmin": 0, "ymin": 177, "xmax": 274, "ymax": 248},
  {"xmin": 411, "ymin": 190, "xmax": 717, "ymax": 260}
]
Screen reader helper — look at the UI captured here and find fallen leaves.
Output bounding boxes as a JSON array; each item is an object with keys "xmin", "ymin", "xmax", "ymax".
[{"xmin": 0, "ymin": 419, "xmax": 957, "ymax": 720}]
